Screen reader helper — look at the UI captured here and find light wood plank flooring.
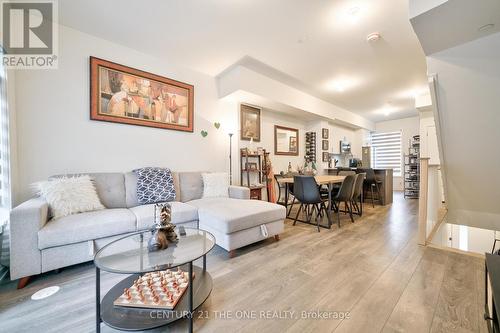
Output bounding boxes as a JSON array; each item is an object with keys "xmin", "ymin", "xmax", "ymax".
[{"xmin": 0, "ymin": 192, "xmax": 488, "ymax": 333}]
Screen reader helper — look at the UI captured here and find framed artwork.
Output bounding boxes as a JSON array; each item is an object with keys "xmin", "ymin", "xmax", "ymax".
[
  {"xmin": 322, "ymin": 140, "xmax": 329, "ymax": 151},
  {"xmin": 275, "ymin": 125, "xmax": 299, "ymax": 156},
  {"xmin": 246, "ymin": 162, "xmax": 258, "ymax": 171},
  {"xmin": 322, "ymin": 128, "xmax": 329, "ymax": 139},
  {"xmin": 322, "ymin": 152, "xmax": 330, "ymax": 162},
  {"xmin": 90, "ymin": 57, "xmax": 194, "ymax": 132},
  {"xmin": 240, "ymin": 104, "xmax": 261, "ymax": 142}
]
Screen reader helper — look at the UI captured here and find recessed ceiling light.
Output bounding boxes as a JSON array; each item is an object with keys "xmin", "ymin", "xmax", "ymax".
[
  {"xmin": 367, "ymin": 32, "xmax": 381, "ymax": 42},
  {"xmin": 478, "ymin": 23, "xmax": 495, "ymax": 32}
]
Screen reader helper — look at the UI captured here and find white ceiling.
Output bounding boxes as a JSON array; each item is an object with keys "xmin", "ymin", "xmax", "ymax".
[{"xmin": 58, "ymin": 0, "xmax": 428, "ymax": 122}]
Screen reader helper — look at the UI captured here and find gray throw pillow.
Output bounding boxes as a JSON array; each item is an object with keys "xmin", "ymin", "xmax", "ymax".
[{"xmin": 133, "ymin": 167, "xmax": 176, "ymax": 204}]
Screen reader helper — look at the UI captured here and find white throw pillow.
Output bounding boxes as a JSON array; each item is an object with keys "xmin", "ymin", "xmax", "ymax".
[
  {"xmin": 34, "ymin": 175, "xmax": 105, "ymax": 219},
  {"xmin": 202, "ymin": 172, "xmax": 229, "ymax": 198}
]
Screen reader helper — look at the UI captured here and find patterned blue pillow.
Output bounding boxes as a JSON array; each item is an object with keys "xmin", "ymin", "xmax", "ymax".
[{"xmin": 133, "ymin": 167, "xmax": 176, "ymax": 204}]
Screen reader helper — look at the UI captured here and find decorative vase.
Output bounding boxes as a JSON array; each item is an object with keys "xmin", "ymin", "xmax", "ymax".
[{"xmin": 148, "ymin": 203, "xmax": 179, "ymax": 252}]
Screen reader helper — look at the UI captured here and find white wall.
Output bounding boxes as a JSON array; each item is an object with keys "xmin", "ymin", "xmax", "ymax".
[
  {"xmin": 12, "ymin": 24, "xmax": 238, "ymax": 204},
  {"xmin": 374, "ymin": 116, "xmax": 420, "ymax": 190},
  {"xmin": 426, "ymin": 31, "xmax": 500, "ymax": 230}
]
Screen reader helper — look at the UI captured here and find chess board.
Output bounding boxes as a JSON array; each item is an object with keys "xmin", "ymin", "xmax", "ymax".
[{"xmin": 114, "ymin": 268, "xmax": 190, "ymax": 310}]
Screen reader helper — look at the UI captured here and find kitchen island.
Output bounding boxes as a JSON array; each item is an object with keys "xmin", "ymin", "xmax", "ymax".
[{"xmin": 325, "ymin": 168, "xmax": 393, "ymax": 205}]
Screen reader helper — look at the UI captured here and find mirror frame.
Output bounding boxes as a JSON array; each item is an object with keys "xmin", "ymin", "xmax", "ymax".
[{"xmin": 274, "ymin": 125, "xmax": 299, "ymax": 156}]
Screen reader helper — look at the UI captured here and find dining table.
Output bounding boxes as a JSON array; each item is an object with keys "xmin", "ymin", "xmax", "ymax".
[{"xmin": 277, "ymin": 175, "xmax": 345, "ymax": 229}]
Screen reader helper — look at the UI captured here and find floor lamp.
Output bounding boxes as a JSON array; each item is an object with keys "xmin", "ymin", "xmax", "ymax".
[{"xmin": 228, "ymin": 133, "xmax": 233, "ymax": 185}]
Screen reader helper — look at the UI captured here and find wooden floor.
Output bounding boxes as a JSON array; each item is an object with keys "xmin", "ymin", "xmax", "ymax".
[{"xmin": 0, "ymin": 192, "xmax": 488, "ymax": 333}]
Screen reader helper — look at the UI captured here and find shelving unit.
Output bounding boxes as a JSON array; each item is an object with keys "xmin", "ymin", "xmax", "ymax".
[
  {"xmin": 240, "ymin": 148, "xmax": 265, "ymax": 200},
  {"xmin": 305, "ymin": 132, "xmax": 317, "ymax": 163},
  {"xmin": 404, "ymin": 135, "xmax": 420, "ymax": 199}
]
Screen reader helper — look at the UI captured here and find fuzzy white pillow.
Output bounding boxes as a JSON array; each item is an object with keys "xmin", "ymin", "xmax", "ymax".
[
  {"xmin": 202, "ymin": 172, "xmax": 229, "ymax": 198},
  {"xmin": 34, "ymin": 175, "xmax": 105, "ymax": 219}
]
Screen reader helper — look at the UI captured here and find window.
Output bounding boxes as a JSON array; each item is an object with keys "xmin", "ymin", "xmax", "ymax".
[{"xmin": 371, "ymin": 131, "xmax": 402, "ymax": 176}]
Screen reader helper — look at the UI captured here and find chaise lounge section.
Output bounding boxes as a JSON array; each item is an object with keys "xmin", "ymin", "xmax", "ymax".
[{"xmin": 9, "ymin": 171, "xmax": 286, "ymax": 286}]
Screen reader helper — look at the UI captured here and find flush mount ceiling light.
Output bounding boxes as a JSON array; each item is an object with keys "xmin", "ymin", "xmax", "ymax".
[
  {"xmin": 325, "ymin": 77, "xmax": 360, "ymax": 93},
  {"xmin": 345, "ymin": 5, "xmax": 362, "ymax": 24},
  {"xmin": 348, "ymin": 6, "xmax": 361, "ymax": 16},
  {"xmin": 375, "ymin": 104, "xmax": 396, "ymax": 117},
  {"xmin": 478, "ymin": 23, "xmax": 495, "ymax": 32},
  {"xmin": 367, "ymin": 32, "xmax": 381, "ymax": 42}
]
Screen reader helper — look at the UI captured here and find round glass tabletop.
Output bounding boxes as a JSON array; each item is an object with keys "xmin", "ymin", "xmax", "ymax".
[{"xmin": 94, "ymin": 228, "xmax": 215, "ymax": 274}]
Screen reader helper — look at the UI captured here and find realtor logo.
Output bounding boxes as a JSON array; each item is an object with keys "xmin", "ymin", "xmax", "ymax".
[{"xmin": 1, "ymin": 0, "xmax": 58, "ymax": 68}]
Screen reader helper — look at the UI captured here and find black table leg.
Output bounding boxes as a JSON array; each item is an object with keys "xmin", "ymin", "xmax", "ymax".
[
  {"xmin": 284, "ymin": 183, "xmax": 289, "ymax": 217},
  {"xmin": 203, "ymin": 254, "xmax": 206, "ymax": 272},
  {"xmin": 327, "ymin": 183, "xmax": 332, "ymax": 228},
  {"xmin": 96, "ymin": 266, "xmax": 101, "ymax": 333},
  {"xmin": 188, "ymin": 261, "xmax": 193, "ymax": 333}
]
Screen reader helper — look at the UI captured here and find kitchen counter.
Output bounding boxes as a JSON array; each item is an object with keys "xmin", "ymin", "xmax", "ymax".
[{"xmin": 325, "ymin": 168, "xmax": 393, "ymax": 205}]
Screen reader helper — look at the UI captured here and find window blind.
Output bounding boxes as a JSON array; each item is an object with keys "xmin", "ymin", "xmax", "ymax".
[{"xmin": 371, "ymin": 131, "xmax": 402, "ymax": 176}]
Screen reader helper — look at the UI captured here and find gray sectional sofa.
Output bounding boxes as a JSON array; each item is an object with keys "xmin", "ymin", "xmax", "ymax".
[{"xmin": 10, "ymin": 171, "xmax": 286, "ymax": 282}]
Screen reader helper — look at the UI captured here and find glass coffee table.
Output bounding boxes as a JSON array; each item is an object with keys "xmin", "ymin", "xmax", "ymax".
[{"xmin": 94, "ymin": 227, "xmax": 215, "ymax": 332}]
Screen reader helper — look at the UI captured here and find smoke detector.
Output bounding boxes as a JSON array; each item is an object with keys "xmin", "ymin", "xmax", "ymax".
[{"xmin": 367, "ymin": 32, "xmax": 381, "ymax": 42}]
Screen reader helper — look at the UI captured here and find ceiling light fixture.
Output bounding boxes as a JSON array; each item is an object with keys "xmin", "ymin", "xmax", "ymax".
[
  {"xmin": 325, "ymin": 77, "xmax": 360, "ymax": 93},
  {"xmin": 348, "ymin": 6, "xmax": 361, "ymax": 16},
  {"xmin": 478, "ymin": 23, "xmax": 495, "ymax": 32},
  {"xmin": 367, "ymin": 32, "xmax": 381, "ymax": 42}
]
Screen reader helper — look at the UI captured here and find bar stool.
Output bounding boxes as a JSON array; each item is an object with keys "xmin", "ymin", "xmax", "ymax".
[{"xmin": 362, "ymin": 168, "xmax": 383, "ymax": 207}]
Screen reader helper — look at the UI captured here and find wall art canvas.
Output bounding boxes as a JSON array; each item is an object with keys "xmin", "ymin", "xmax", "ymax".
[
  {"xmin": 240, "ymin": 104, "xmax": 261, "ymax": 142},
  {"xmin": 322, "ymin": 140, "xmax": 329, "ymax": 151},
  {"xmin": 90, "ymin": 57, "xmax": 194, "ymax": 132}
]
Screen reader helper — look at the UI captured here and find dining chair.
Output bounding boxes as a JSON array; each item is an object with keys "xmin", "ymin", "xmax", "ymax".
[
  {"xmin": 274, "ymin": 174, "xmax": 286, "ymax": 205},
  {"xmin": 360, "ymin": 168, "xmax": 383, "ymax": 207},
  {"xmin": 274, "ymin": 174, "xmax": 297, "ymax": 216},
  {"xmin": 351, "ymin": 172, "xmax": 366, "ymax": 216},
  {"xmin": 331, "ymin": 174, "xmax": 356, "ymax": 226},
  {"xmin": 292, "ymin": 176, "xmax": 332, "ymax": 232},
  {"xmin": 338, "ymin": 170, "xmax": 356, "ymax": 176}
]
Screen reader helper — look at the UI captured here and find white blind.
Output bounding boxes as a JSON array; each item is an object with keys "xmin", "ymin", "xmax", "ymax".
[{"xmin": 371, "ymin": 131, "xmax": 402, "ymax": 176}]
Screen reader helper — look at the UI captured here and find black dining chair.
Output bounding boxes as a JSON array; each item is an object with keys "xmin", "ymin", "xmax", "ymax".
[
  {"xmin": 292, "ymin": 176, "xmax": 332, "ymax": 232},
  {"xmin": 331, "ymin": 174, "xmax": 356, "ymax": 226},
  {"xmin": 361, "ymin": 168, "xmax": 383, "ymax": 207},
  {"xmin": 351, "ymin": 172, "xmax": 365, "ymax": 216},
  {"xmin": 274, "ymin": 174, "xmax": 297, "ymax": 216}
]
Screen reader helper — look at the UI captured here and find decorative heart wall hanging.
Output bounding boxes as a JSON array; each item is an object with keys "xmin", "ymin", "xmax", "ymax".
[
  {"xmin": 214, "ymin": 122, "xmax": 221, "ymax": 129},
  {"xmin": 201, "ymin": 130, "xmax": 208, "ymax": 137}
]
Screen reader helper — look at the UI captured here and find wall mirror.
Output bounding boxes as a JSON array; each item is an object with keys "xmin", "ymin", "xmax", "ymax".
[{"xmin": 274, "ymin": 125, "xmax": 299, "ymax": 156}]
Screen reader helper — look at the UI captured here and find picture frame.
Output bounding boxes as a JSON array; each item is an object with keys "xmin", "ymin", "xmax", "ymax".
[
  {"xmin": 240, "ymin": 104, "xmax": 261, "ymax": 142},
  {"xmin": 246, "ymin": 162, "xmax": 258, "ymax": 171},
  {"xmin": 322, "ymin": 128, "xmax": 329, "ymax": 139},
  {"xmin": 90, "ymin": 57, "xmax": 194, "ymax": 132},
  {"xmin": 274, "ymin": 125, "xmax": 299, "ymax": 156},
  {"xmin": 322, "ymin": 140, "xmax": 329, "ymax": 151},
  {"xmin": 322, "ymin": 152, "xmax": 330, "ymax": 162}
]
